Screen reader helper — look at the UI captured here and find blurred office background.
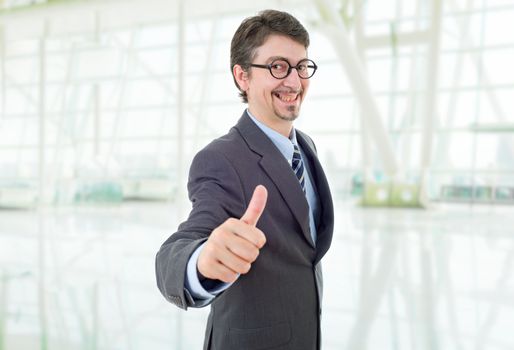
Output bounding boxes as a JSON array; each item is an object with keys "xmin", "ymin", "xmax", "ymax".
[{"xmin": 0, "ymin": 0, "xmax": 513, "ymax": 349}]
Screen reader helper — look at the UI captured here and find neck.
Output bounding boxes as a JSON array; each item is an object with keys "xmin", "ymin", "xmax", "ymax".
[{"xmin": 247, "ymin": 108, "xmax": 293, "ymax": 138}]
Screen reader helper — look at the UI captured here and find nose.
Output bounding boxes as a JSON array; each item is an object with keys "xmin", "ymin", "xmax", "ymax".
[{"xmin": 283, "ymin": 68, "xmax": 302, "ymax": 89}]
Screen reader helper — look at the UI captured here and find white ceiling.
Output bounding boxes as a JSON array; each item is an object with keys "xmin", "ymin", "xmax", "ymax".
[{"xmin": 0, "ymin": 0, "xmax": 316, "ymax": 41}]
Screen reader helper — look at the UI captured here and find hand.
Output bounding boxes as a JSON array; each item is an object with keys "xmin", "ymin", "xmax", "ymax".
[{"xmin": 197, "ymin": 185, "xmax": 268, "ymax": 283}]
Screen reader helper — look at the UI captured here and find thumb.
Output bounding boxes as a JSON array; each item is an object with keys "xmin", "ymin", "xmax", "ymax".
[{"xmin": 240, "ymin": 185, "xmax": 268, "ymax": 226}]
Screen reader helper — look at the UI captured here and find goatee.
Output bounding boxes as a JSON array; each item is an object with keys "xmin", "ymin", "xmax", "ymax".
[{"xmin": 276, "ymin": 106, "xmax": 299, "ymax": 122}]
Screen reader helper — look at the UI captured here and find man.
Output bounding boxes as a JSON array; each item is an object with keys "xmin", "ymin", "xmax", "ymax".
[{"xmin": 156, "ymin": 9, "xmax": 334, "ymax": 350}]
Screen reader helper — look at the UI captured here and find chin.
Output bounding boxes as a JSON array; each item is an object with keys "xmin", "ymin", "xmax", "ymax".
[
  {"xmin": 276, "ymin": 106, "xmax": 300, "ymax": 122},
  {"xmin": 277, "ymin": 114, "xmax": 298, "ymax": 122}
]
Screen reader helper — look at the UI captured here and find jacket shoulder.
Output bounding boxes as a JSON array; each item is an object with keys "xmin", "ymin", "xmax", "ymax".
[{"xmin": 198, "ymin": 127, "xmax": 246, "ymax": 157}]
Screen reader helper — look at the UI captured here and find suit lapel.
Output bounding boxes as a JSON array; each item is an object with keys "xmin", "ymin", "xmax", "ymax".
[
  {"xmin": 234, "ymin": 112, "xmax": 314, "ymax": 248},
  {"xmin": 296, "ymin": 130, "xmax": 335, "ymax": 263}
]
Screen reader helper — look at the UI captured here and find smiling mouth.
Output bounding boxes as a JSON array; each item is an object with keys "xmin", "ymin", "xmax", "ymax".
[{"xmin": 273, "ymin": 91, "xmax": 300, "ymax": 103}]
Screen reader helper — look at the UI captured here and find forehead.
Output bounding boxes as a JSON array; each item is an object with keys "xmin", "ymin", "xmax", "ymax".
[{"xmin": 253, "ymin": 34, "xmax": 308, "ymax": 62}]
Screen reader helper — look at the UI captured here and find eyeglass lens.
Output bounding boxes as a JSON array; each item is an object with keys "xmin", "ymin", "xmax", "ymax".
[{"xmin": 270, "ymin": 59, "xmax": 316, "ymax": 79}]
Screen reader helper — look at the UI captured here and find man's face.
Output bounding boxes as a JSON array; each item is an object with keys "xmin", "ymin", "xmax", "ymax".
[{"xmin": 239, "ymin": 34, "xmax": 310, "ymax": 127}]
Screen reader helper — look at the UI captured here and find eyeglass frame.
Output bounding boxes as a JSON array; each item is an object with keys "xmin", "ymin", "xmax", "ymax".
[{"xmin": 248, "ymin": 58, "xmax": 318, "ymax": 79}]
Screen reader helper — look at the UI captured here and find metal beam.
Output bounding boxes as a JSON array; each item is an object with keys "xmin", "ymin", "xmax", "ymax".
[
  {"xmin": 38, "ymin": 21, "xmax": 48, "ymax": 206},
  {"xmin": 353, "ymin": 0, "xmax": 373, "ymax": 181},
  {"xmin": 314, "ymin": 0, "xmax": 399, "ymax": 176},
  {"xmin": 419, "ymin": 0, "xmax": 443, "ymax": 204},
  {"xmin": 175, "ymin": 1, "xmax": 185, "ymax": 349},
  {"xmin": 0, "ymin": 24, "xmax": 4, "ymax": 119}
]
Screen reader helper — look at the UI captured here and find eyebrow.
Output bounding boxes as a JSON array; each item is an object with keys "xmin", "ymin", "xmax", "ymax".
[{"xmin": 265, "ymin": 56, "xmax": 308, "ymax": 64}]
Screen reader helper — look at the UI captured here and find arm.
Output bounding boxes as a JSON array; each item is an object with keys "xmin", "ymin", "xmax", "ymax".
[{"xmin": 155, "ymin": 147, "xmax": 267, "ymax": 310}]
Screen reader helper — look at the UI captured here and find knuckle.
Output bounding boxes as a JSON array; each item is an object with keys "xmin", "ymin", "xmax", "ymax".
[
  {"xmin": 215, "ymin": 230, "xmax": 228, "ymax": 240},
  {"xmin": 254, "ymin": 229, "xmax": 266, "ymax": 248},
  {"xmin": 256, "ymin": 234, "xmax": 266, "ymax": 248},
  {"xmin": 220, "ymin": 275, "xmax": 230, "ymax": 283},
  {"xmin": 201, "ymin": 243, "xmax": 213, "ymax": 257},
  {"xmin": 210, "ymin": 228, "xmax": 222, "ymax": 240},
  {"xmin": 236, "ymin": 262, "xmax": 249, "ymax": 274},
  {"xmin": 211, "ymin": 228, "xmax": 230, "ymax": 243},
  {"xmin": 226, "ymin": 217, "xmax": 238, "ymax": 225},
  {"xmin": 205, "ymin": 239, "xmax": 220, "ymax": 253},
  {"xmin": 260, "ymin": 232, "xmax": 267, "ymax": 245},
  {"xmin": 223, "ymin": 271, "xmax": 237, "ymax": 283},
  {"xmin": 243, "ymin": 263, "xmax": 251, "ymax": 274}
]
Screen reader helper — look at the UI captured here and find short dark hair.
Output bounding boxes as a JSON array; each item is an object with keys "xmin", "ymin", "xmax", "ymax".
[{"xmin": 230, "ymin": 10, "xmax": 310, "ymax": 103}]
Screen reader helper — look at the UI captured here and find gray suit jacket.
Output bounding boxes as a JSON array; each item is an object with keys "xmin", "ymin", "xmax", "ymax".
[{"xmin": 156, "ymin": 111, "xmax": 334, "ymax": 350}]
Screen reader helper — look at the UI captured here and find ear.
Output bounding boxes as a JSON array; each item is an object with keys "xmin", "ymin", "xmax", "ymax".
[{"xmin": 233, "ymin": 64, "xmax": 249, "ymax": 92}]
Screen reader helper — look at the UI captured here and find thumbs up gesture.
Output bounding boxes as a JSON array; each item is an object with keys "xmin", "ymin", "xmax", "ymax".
[{"xmin": 197, "ymin": 185, "xmax": 268, "ymax": 283}]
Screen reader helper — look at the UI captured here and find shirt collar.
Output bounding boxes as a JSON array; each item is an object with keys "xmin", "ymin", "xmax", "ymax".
[{"xmin": 246, "ymin": 109, "xmax": 297, "ymax": 163}]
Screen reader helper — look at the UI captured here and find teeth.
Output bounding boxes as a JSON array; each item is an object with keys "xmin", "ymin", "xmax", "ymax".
[{"xmin": 275, "ymin": 93, "xmax": 296, "ymax": 102}]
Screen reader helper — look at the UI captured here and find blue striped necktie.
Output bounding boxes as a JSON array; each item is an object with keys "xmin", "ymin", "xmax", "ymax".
[{"xmin": 292, "ymin": 144, "xmax": 306, "ymax": 193}]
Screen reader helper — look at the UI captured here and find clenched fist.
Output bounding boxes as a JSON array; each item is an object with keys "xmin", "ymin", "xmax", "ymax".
[{"xmin": 197, "ymin": 185, "xmax": 268, "ymax": 283}]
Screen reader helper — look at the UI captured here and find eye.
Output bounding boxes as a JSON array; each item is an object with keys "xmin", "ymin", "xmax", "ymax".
[
  {"xmin": 297, "ymin": 63, "xmax": 307, "ymax": 71},
  {"xmin": 271, "ymin": 63, "xmax": 286, "ymax": 71},
  {"xmin": 270, "ymin": 60, "xmax": 289, "ymax": 72}
]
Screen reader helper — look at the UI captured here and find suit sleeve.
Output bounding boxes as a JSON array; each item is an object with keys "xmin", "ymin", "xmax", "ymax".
[{"xmin": 155, "ymin": 147, "xmax": 246, "ymax": 310}]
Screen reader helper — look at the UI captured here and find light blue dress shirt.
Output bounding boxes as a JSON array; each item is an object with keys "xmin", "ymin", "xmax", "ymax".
[{"xmin": 185, "ymin": 110, "xmax": 319, "ymax": 303}]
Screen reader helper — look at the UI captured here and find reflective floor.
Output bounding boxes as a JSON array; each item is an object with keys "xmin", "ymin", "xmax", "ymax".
[{"xmin": 1, "ymin": 199, "xmax": 513, "ymax": 349}]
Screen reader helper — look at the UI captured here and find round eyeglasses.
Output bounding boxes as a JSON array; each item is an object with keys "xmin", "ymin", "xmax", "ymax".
[{"xmin": 249, "ymin": 58, "xmax": 317, "ymax": 79}]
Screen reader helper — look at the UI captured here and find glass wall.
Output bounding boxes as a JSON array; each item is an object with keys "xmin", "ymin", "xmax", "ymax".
[
  {"xmin": 1, "ymin": 1, "xmax": 513, "ymax": 207},
  {"xmin": 0, "ymin": 1, "xmax": 513, "ymax": 348}
]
